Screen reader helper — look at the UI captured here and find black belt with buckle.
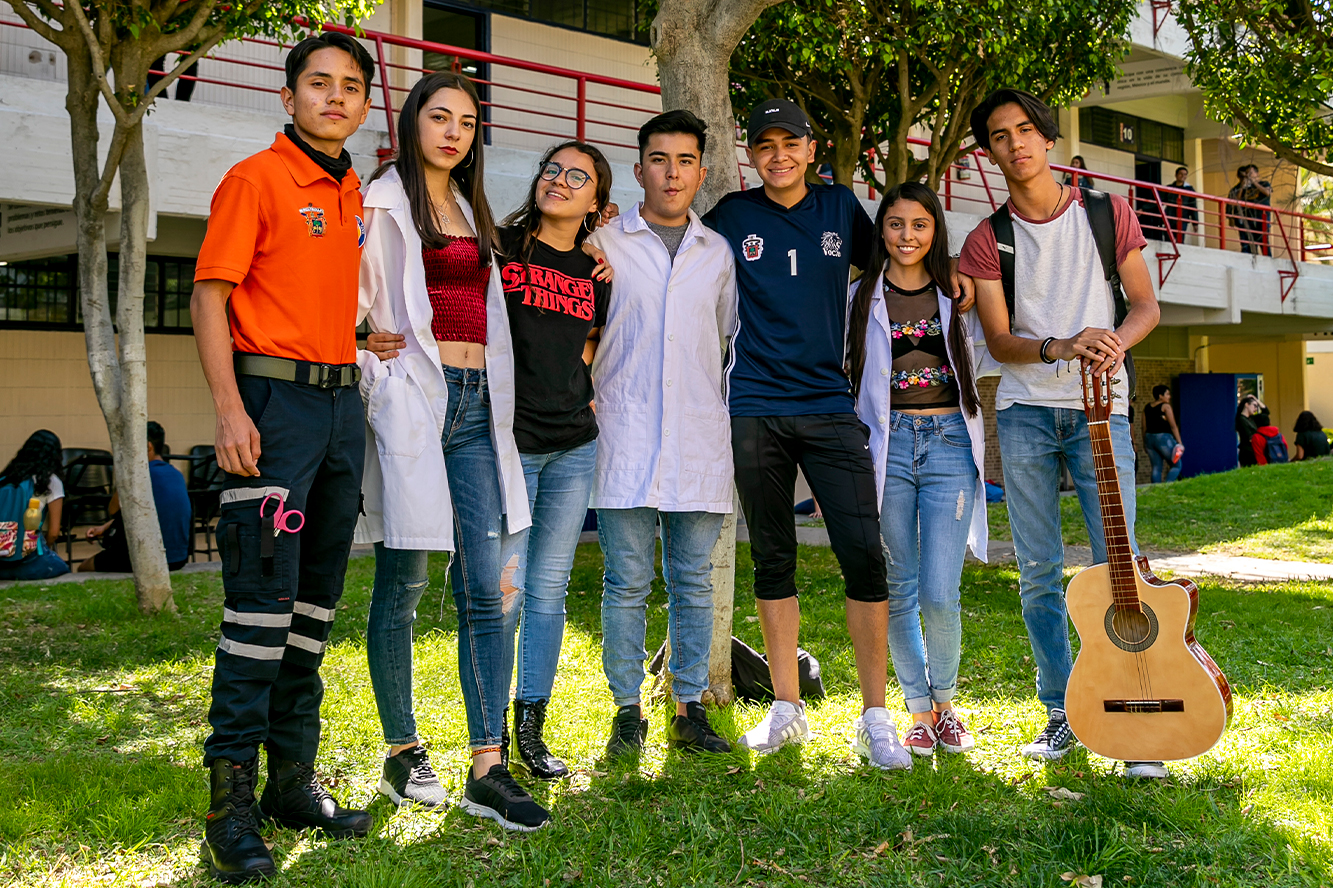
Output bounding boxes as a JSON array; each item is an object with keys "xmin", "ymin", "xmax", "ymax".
[{"xmin": 234, "ymin": 353, "xmax": 361, "ymax": 389}]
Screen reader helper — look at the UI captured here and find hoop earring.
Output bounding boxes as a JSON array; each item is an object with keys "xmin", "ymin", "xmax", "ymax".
[
  {"xmin": 583, "ymin": 213, "xmax": 596, "ymax": 234},
  {"xmin": 462, "ymin": 148, "xmax": 475, "ymax": 167}
]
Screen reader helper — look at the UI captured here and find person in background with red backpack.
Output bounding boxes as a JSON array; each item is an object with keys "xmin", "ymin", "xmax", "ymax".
[
  {"xmin": 1250, "ymin": 409, "xmax": 1290, "ymax": 465},
  {"xmin": 0, "ymin": 430, "xmax": 70, "ymax": 581},
  {"xmin": 958, "ymin": 88, "xmax": 1164, "ymax": 779}
]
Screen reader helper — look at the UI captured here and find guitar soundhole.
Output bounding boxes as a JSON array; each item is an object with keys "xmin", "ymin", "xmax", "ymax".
[{"xmin": 1103, "ymin": 603, "xmax": 1159, "ymax": 653}]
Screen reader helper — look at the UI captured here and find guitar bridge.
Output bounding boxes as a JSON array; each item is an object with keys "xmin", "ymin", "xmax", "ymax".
[{"xmin": 1103, "ymin": 699, "xmax": 1185, "ymax": 713}]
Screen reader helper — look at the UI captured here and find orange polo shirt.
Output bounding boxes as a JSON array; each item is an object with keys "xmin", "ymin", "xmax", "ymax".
[{"xmin": 195, "ymin": 133, "xmax": 365, "ymax": 365}]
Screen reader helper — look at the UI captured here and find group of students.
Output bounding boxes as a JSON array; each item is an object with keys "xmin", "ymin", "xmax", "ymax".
[{"xmin": 185, "ymin": 32, "xmax": 1165, "ymax": 885}]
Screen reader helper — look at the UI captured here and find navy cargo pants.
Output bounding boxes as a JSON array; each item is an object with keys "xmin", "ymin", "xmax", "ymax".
[{"xmin": 203, "ymin": 373, "xmax": 365, "ymax": 765}]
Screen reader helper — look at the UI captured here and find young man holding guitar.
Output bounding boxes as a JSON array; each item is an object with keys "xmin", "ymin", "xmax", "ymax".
[{"xmin": 957, "ymin": 89, "xmax": 1166, "ymax": 777}]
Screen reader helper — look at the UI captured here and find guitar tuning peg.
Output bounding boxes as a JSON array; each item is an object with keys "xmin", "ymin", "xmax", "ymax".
[{"xmin": 1110, "ymin": 378, "xmax": 1122, "ymax": 385}]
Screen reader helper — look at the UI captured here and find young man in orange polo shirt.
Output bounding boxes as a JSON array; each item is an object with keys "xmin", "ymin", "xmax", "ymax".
[{"xmin": 190, "ymin": 32, "xmax": 374, "ymax": 883}]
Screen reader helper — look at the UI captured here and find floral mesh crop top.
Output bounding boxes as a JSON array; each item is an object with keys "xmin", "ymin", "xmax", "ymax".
[{"xmin": 885, "ymin": 277, "xmax": 959, "ymax": 410}]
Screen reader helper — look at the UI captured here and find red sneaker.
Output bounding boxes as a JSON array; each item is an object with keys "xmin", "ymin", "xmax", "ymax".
[
  {"xmin": 902, "ymin": 720, "xmax": 938, "ymax": 756},
  {"xmin": 934, "ymin": 709, "xmax": 975, "ymax": 753}
]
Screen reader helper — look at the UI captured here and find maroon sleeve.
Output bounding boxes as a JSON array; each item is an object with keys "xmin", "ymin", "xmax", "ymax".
[
  {"xmin": 1109, "ymin": 193, "xmax": 1148, "ymax": 267},
  {"xmin": 958, "ymin": 217, "xmax": 1001, "ymax": 281}
]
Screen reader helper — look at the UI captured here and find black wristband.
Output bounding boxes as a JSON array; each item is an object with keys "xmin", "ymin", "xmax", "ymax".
[{"xmin": 1040, "ymin": 337, "xmax": 1058, "ymax": 364}]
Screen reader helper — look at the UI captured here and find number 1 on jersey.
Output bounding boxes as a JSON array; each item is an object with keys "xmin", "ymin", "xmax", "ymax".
[{"xmin": 788, "ymin": 249, "xmax": 797, "ymax": 276}]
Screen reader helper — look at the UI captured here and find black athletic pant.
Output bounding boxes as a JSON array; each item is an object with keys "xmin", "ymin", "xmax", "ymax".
[
  {"xmin": 203, "ymin": 373, "xmax": 364, "ymax": 766},
  {"xmin": 731, "ymin": 414, "xmax": 887, "ymax": 602}
]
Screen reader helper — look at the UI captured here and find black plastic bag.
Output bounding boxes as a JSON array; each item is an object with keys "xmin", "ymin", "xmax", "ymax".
[{"xmin": 648, "ymin": 636, "xmax": 825, "ymax": 703}]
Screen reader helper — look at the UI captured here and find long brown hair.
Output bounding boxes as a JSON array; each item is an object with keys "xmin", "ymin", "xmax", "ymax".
[
  {"xmin": 846, "ymin": 182, "xmax": 980, "ymax": 418},
  {"xmin": 368, "ymin": 71, "xmax": 497, "ymax": 262},
  {"xmin": 500, "ymin": 140, "xmax": 612, "ymax": 270}
]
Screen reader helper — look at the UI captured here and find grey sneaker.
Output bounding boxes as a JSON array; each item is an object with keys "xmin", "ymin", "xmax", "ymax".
[
  {"xmin": 738, "ymin": 700, "xmax": 809, "ymax": 754},
  {"xmin": 1020, "ymin": 708, "xmax": 1076, "ymax": 761},
  {"xmin": 1124, "ymin": 761, "xmax": 1168, "ymax": 779},
  {"xmin": 378, "ymin": 745, "xmax": 449, "ymax": 808},
  {"xmin": 852, "ymin": 707, "xmax": 911, "ymax": 770}
]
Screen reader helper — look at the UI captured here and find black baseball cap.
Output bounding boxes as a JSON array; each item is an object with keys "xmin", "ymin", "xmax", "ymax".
[{"xmin": 747, "ymin": 99, "xmax": 813, "ymax": 146}]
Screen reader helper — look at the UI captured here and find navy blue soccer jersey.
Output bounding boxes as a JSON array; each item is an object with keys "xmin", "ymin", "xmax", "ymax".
[{"xmin": 703, "ymin": 183, "xmax": 874, "ymax": 416}]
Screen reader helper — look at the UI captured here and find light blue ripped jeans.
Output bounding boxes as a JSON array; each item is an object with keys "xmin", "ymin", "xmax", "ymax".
[
  {"xmin": 880, "ymin": 411, "xmax": 977, "ymax": 714},
  {"xmin": 366, "ymin": 367, "xmax": 509, "ymax": 748}
]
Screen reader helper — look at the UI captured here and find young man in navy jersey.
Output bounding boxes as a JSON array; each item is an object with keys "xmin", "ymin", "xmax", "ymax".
[{"xmin": 701, "ymin": 100, "xmax": 901, "ymax": 763}]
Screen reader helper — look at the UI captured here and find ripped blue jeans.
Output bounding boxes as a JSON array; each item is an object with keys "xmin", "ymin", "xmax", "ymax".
[{"xmin": 366, "ymin": 367, "xmax": 508, "ymax": 749}]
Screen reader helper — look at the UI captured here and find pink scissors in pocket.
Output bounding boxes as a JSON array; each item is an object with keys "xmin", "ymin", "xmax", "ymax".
[{"xmin": 259, "ymin": 493, "xmax": 305, "ymax": 537}]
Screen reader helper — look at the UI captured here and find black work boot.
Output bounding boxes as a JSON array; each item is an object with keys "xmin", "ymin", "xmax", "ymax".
[
  {"xmin": 200, "ymin": 758, "xmax": 276, "ymax": 884},
  {"xmin": 667, "ymin": 701, "xmax": 732, "ymax": 754},
  {"xmin": 257, "ymin": 759, "xmax": 372, "ymax": 839},
  {"xmin": 604, "ymin": 704, "xmax": 649, "ymax": 760},
  {"xmin": 511, "ymin": 699, "xmax": 570, "ymax": 779}
]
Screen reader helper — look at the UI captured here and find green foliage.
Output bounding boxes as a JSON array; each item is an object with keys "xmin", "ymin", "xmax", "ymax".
[
  {"xmin": 1177, "ymin": 0, "xmax": 1333, "ymax": 177},
  {"xmin": 729, "ymin": 0, "xmax": 1136, "ymax": 189},
  {"xmin": 1, "ymin": 550, "xmax": 1332, "ymax": 885}
]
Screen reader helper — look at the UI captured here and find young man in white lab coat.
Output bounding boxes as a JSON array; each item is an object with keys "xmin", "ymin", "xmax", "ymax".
[{"xmin": 588, "ymin": 110, "xmax": 738, "ymax": 758}]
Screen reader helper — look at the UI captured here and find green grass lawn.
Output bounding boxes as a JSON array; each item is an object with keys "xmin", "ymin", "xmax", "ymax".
[
  {"xmin": 988, "ymin": 458, "xmax": 1333, "ymax": 562},
  {"xmin": 2, "ymin": 544, "xmax": 1331, "ymax": 887}
]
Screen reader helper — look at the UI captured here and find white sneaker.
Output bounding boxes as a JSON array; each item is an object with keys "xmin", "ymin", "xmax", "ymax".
[
  {"xmin": 1124, "ymin": 761, "xmax": 1168, "ymax": 779},
  {"xmin": 853, "ymin": 707, "xmax": 912, "ymax": 770},
  {"xmin": 738, "ymin": 700, "xmax": 809, "ymax": 754}
]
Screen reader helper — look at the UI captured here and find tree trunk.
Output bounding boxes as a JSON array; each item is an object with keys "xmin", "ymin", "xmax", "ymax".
[
  {"xmin": 701, "ymin": 501, "xmax": 737, "ymax": 706},
  {"xmin": 66, "ymin": 55, "xmax": 174, "ymax": 613},
  {"xmin": 830, "ymin": 117, "xmax": 863, "ymax": 189},
  {"xmin": 114, "ymin": 124, "xmax": 175, "ymax": 613},
  {"xmin": 653, "ymin": 0, "xmax": 787, "ymax": 214}
]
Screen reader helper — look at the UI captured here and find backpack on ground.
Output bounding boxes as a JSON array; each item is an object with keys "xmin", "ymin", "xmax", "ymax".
[
  {"xmin": 989, "ymin": 187, "xmax": 1136, "ymax": 398},
  {"xmin": 0, "ymin": 477, "xmax": 44, "ymax": 562}
]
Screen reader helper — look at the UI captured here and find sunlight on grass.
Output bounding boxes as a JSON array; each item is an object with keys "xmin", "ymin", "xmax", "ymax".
[{"xmin": 0, "ymin": 551, "xmax": 1330, "ymax": 886}]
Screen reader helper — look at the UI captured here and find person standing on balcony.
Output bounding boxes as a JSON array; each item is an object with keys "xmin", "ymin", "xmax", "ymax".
[
  {"xmin": 190, "ymin": 33, "xmax": 376, "ymax": 883},
  {"xmin": 959, "ymin": 88, "xmax": 1165, "ymax": 778},
  {"xmin": 1228, "ymin": 164, "xmax": 1272, "ymax": 255},
  {"xmin": 1164, "ymin": 166, "xmax": 1198, "ymax": 239},
  {"xmin": 586, "ymin": 110, "xmax": 738, "ymax": 761},
  {"xmin": 1061, "ymin": 155, "xmax": 1095, "ymax": 191}
]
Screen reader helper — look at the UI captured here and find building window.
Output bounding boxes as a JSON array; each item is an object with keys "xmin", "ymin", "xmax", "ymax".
[
  {"xmin": 0, "ymin": 253, "xmax": 196, "ymax": 332},
  {"xmin": 460, "ymin": 0, "xmax": 645, "ymax": 43},
  {"xmin": 1079, "ymin": 107, "xmax": 1185, "ymax": 165}
]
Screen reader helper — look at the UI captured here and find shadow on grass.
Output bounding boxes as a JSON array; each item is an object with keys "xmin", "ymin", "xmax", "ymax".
[{"xmin": 0, "ymin": 544, "xmax": 1331, "ymax": 886}]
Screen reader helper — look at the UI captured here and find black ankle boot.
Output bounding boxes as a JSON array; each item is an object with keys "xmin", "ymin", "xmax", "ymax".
[
  {"xmin": 200, "ymin": 758, "xmax": 275, "ymax": 884},
  {"xmin": 511, "ymin": 699, "xmax": 570, "ymax": 779},
  {"xmin": 257, "ymin": 759, "xmax": 372, "ymax": 839}
]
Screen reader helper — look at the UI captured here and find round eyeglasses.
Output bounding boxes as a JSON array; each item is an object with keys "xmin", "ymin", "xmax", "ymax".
[{"xmin": 539, "ymin": 161, "xmax": 593, "ymax": 190}]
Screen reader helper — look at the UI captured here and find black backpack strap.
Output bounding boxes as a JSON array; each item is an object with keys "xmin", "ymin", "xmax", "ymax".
[
  {"xmin": 989, "ymin": 203, "xmax": 1017, "ymax": 332},
  {"xmin": 1081, "ymin": 186, "xmax": 1136, "ymax": 397},
  {"xmin": 1081, "ymin": 187, "xmax": 1128, "ymax": 326}
]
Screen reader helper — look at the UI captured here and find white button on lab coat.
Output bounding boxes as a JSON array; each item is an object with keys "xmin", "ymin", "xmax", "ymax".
[
  {"xmin": 852, "ymin": 266, "xmax": 996, "ymax": 560},
  {"xmin": 588, "ymin": 203, "xmax": 738, "ymax": 513},
  {"xmin": 354, "ymin": 166, "xmax": 530, "ymax": 550}
]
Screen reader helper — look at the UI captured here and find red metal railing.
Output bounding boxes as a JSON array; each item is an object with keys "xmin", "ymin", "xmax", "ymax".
[{"xmin": 3, "ymin": 13, "xmax": 1331, "ymax": 297}]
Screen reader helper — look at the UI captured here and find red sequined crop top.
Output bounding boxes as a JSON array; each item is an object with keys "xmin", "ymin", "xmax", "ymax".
[{"xmin": 423, "ymin": 237, "xmax": 490, "ymax": 344}]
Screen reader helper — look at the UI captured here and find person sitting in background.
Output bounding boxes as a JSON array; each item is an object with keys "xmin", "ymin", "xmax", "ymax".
[
  {"xmin": 0, "ymin": 430, "xmax": 70, "ymax": 581},
  {"xmin": 1249, "ymin": 410, "xmax": 1289, "ymax": 466},
  {"xmin": 1142, "ymin": 384, "xmax": 1183, "ymax": 483},
  {"xmin": 78, "ymin": 421, "xmax": 191, "ymax": 573},
  {"xmin": 1062, "ymin": 155, "xmax": 1095, "ymax": 190},
  {"xmin": 1292, "ymin": 411, "xmax": 1330, "ymax": 461}
]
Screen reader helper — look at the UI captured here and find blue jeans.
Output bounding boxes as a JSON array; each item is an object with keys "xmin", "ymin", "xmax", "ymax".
[
  {"xmin": 881, "ymin": 412, "xmax": 977, "ymax": 714},
  {"xmin": 1143, "ymin": 432, "xmax": 1181, "ymax": 483},
  {"xmin": 502, "ymin": 439, "xmax": 597, "ymax": 703},
  {"xmin": 996, "ymin": 404, "xmax": 1138, "ymax": 712},
  {"xmin": 598, "ymin": 508, "xmax": 725, "ymax": 706},
  {"xmin": 0, "ymin": 549, "xmax": 70, "ymax": 581},
  {"xmin": 366, "ymin": 367, "xmax": 508, "ymax": 749}
]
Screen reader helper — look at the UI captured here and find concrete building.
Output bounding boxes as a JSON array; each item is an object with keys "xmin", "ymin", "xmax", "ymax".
[{"xmin": 0, "ymin": 0, "xmax": 1329, "ymax": 486}]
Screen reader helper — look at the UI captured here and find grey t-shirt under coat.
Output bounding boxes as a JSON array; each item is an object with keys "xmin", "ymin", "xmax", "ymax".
[{"xmin": 645, "ymin": 219, "xmax": 689, "ymax": 261}]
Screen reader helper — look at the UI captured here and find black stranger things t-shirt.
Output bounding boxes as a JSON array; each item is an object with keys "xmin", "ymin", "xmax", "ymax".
[{"xmin": 499, "ymin": 226, "xmax": 610, "ymax": 454}]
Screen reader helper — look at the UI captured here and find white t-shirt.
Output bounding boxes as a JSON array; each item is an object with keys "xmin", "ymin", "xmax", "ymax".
[
  {"xmin": 959, "ymin": 190, "xmax": 1147, "ymax": 416},
  {"xmin": 35, "ymin": 474, "xmax": 64, "ymax": 508}
]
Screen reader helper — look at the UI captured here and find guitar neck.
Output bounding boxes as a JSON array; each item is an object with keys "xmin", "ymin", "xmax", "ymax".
[{"xmin": 1086, "ymin": 415, "xmax": 1139, "ymax": 608}]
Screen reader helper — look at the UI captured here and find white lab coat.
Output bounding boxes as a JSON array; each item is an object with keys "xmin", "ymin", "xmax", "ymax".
[
  {"xmin": 853, "ymin": 267, "xmax": 994, "ymax": 560},
  {"xmin": 354, "ymin": 166, "xmax": 530, "ymax": 550},
  {"xmin": 588, "ymin": 204, "xmax": 738, "ymax": 513}
]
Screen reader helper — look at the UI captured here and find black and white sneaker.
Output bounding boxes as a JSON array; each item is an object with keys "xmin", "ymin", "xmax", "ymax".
[
  {"xmin": 460, "ymin": 764, "xmax": 550, "ymax": 832},
  {"xmin": 1020, "ymin": 708, "xmax": 1076, "ymax": 761},
  {"xmin": 378, "ymin": 745, "xmax": 449, "ymax": 808}
]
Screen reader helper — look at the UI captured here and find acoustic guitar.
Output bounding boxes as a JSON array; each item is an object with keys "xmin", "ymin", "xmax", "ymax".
[{"xmin": 1064, "ymin": 366, "xmax": 1232, "ymax": 762}]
